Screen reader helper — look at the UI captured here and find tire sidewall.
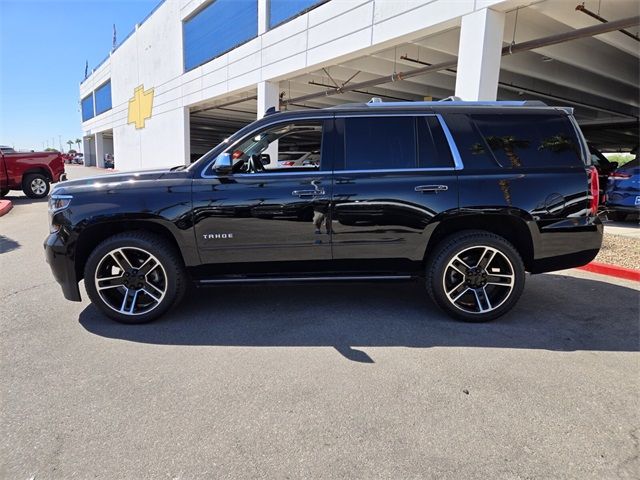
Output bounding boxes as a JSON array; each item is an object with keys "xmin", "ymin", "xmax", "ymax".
[
  {"xmin": 23, "ymin": 174, "xmax": 50, "ymax": 199},
  {"xmin": 84, "ymin": 233, "xmax": 184, "ymax": 324},
  {"xmin": 428, "ymin": 232, "xmax": 526, "ymax": 322}
]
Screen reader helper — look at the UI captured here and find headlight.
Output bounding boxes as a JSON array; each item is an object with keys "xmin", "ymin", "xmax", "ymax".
[
  {"xmin": 48, "ymin": 194, "xmax": 72, "ymax": 233},
  {"xmin": 48, "ymin": 194, "xmax": 72, "ymax": 212}
]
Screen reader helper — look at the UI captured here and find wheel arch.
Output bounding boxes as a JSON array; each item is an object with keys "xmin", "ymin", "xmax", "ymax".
[
  {"xmin": 23, "ymin": 166, "xmax": 53, "ymax": 182},
  {"xmin": 424, "ymin": 212, "xmax": 535, "ymax": 271},
  {"xmin": 74, "ymin": 220, "xmax": 187, "ymax": 281}
]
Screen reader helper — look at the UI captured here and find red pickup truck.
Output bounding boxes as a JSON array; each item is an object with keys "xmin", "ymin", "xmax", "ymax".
[{"xmin": 0, "ymin": 146, "xmax": 66, "ymax": 199}]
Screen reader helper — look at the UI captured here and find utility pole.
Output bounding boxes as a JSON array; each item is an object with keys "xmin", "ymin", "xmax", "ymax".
[{"xmin": 58, "ymin": 135, "xmax": 62, "ymax": 152}]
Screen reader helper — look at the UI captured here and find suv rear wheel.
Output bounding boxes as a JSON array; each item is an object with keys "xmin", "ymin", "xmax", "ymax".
[
  {"xmin": 84, "ymin": 232, "xmax": 186, "ymax": 324},
  {"xmin": 426, "ymin": 231, "xmax": 525, "ymax": 322},
  {"xmin": 22, "ymin": 173, "xmax": 50, "ymax": 199}
]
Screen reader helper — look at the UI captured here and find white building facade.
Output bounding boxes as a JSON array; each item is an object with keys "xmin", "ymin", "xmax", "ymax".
[{"xmin": 79, "ymin": 0, "xmax": 639, "ymax": 171}]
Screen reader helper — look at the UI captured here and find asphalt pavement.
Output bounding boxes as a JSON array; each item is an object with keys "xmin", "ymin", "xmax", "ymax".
[{"xmin": 1, "ymin": 166, "xmax": 639, "ymax": 479}]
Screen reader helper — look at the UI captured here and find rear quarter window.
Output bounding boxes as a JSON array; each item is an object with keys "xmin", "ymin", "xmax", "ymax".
[{"xmin": 471, "ymin": 114, "xmax": 582, "ymax": 169}]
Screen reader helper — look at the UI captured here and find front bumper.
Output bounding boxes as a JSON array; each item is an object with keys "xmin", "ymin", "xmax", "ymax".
[{"xmin": 44, "ymin": 231, "xmax": 81, "ymax": 301}]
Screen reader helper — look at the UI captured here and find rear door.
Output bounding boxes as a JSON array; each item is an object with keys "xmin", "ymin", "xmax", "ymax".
[{"xmin": 330, "ymin": 113, "xmax": 459, "ymax": 269}]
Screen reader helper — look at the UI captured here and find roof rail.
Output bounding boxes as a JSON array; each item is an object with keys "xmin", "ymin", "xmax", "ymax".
[{"xmin": 327, "ymin": 99, "xmax": 548, "ymax": 110}]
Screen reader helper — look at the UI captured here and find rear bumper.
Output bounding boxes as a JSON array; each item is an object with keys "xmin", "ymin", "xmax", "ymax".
[
  {"xmin": 44, "ymin": 231, "xmax": 81, "ymax": 301},
  {"xmin": 528, "ymin": 216, "xmax": 603, "ymax": 274}
]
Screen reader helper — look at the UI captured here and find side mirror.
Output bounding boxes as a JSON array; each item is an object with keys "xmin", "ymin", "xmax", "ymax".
[
  {"xmin": 609, "ymin": 161, "xmax": 619, "ymax": 170},
  {"xmin": 213, "ymin": 152, "xmax": 232, "ymax": 173},
  {"xmin": 260, "ymin": 154, "xmax": 271, "ymax": 165}
]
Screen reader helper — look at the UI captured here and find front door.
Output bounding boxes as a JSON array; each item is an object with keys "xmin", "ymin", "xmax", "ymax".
[
  {"xmin": 330, "ymin": 114, "xmax": 459, "ymax": 270},
  {"xmin": 192, "ymin": 118, "xmax": 334, "ymax": 275}
]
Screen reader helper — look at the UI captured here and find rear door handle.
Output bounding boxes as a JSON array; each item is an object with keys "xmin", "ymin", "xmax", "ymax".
[
  {"xmin": 415, "ymin": 185, "xmax": 448, "ymax": 193},
  {"xmin": 292, "ymin": 189, "xmax": 325, "ymax": 197}
]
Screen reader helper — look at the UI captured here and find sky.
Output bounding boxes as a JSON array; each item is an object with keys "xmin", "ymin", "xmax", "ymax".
[{"xmin": 0, "ymin": 0, "xmax": 159, "ymax": 151}]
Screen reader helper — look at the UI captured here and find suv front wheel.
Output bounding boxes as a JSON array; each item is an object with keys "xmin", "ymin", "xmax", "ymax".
[
  {"xmin": 426, "ymin": 231, "xmax": 525, "ymax": 322},
  {"xmin": 84, "ymin": 232, "xmax": 187, "ymax": 324}
]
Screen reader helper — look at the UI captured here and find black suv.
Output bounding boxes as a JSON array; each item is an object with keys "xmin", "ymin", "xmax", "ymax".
[{"xmin": 45, "ymin": 100, "xmax": 602, "ymax": 324}]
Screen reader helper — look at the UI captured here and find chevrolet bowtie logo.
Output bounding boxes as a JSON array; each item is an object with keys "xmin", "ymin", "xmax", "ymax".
[{"xmin": 128, "ymin": 85, "xmax": 154, "ymax": 129}]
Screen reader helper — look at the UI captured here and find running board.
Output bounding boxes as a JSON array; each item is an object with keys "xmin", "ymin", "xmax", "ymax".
[{"xmin": 197, "ymin": 274, "xmax": 413, "ymax": 285}]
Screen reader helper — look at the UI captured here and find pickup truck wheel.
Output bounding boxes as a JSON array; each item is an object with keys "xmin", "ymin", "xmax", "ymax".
[
  {"xmin": 426, "ymin": 231, "xmax": 525, "ymax": 322},
  {"xmin": 22, "ymin": 173, "xmax": 50, "ymax": 199},
  {"xmin": 84, "ymin": 232, "xmax": 186, "ymax": 324}
]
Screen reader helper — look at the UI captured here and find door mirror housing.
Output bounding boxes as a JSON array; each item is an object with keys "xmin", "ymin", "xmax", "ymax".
[
  {"xmin": 260, "ymin": 154, "xmax": 271, "ymax": 165},
  {"xmin": 213, "ymin": 152, "xmax": 232, "ymax": 173}
]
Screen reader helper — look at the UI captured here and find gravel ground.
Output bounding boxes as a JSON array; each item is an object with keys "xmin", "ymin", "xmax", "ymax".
[{"xmin": 595, "ymin": 233, "xmax": 640, "ymax": 269}]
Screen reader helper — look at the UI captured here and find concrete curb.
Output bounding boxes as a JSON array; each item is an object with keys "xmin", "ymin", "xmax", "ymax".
[
  {"xmin": 0, "ymin": 200, "xmax": 13, "ymax": 217},
  {"xmin": 577, "ymin": 262, "xmax": 640, "ymax": 282}
]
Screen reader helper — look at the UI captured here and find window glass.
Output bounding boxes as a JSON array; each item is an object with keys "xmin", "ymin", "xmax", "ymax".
[
  {"xmin": 344, "ymin": 116, "xmax": 415, "ymax": 170},
  {"xmin": 269, "ymin": 0, "xmax": 325, "ymax": 28},
  {"xmin": 417, "ymin": 116, "xmax": 453, "ymax": 168},
  {"xmin": 443, "ymin": 113, "xmax": 497, "ymax": 169},
  {"xmin": 94, "ymin": 81, "xmax": 112, "ymax": 116},
  {"xmin": 183, "ymin": 0, "xmax": 258, "ymax": 71},
  {"xmin": 226, "ymin": 121, "xmax": 324, "ymax": 174},
  {"xmin": 471, "ymin": 114, "xmax": 582, "ymax": 168},
  {"xmin": 81, "ymin": 94, "xmax": 94, "ymax": 122}
]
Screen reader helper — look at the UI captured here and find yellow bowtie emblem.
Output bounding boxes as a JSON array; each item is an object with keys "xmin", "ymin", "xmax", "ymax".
[{"xmin": 128, "ymin": 85, "xmax": 154, "ymax": 129}]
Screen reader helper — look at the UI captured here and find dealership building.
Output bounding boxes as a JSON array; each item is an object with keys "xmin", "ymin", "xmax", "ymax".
[{"xmin": 79, "ymin": 0, "xmax": 639, "ymax": 171}]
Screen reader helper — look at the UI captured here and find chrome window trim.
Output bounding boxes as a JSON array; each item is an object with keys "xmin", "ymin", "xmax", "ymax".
[
  {"xmin": 200, "ymin": 115, "xmax": 326, "ymax": 179},
  {"xmin": 335, "ymin": 167, "xmax": 456, "ymax": 174},
  {"xmin": 200, "ymin": 111, "xmax": 465, "ymax": 178}
]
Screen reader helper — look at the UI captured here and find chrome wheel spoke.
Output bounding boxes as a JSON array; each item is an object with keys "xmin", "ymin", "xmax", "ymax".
[
  {"xmin": 109, "ymin": 249, "xmax": 133, "ymax": 272},
  {"xmin": 447, "ymin": 282, "xmax": 469, "ymax": 303},
  {"xmin": 142, "ymin": 288, "xmax": 161, "ymax": 303},
  {"xmin": 477, "ymin": 247, "xmax": 497, "ymax": 269},
  {"xmin": 486, "ymin": 273, "xmax": 514, "ymax": 286},
  {"xmin": 139, "ymin": 256, "xmax": 159, "ymax": 276},
  {"xmin": 474, "ymin": 287, "xmax": 492, "ymax": 313},
  {"xmin": 145, "ymin": 280, "xmax": 164, "ymax": 297},
  {"xmin": 450, "ymin": 255, "xmax": 470, "ymax": 275},
  {"xmin": 97, "ymin": 275, "xmax": 125, "ymax": 290}
]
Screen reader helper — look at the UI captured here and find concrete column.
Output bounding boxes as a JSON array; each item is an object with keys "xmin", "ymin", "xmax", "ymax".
[
  {"xmin": 182, "ymin": 107, "xmax": 191, "ymax": 165},
  {"xmin": 82, "ymin": 137, "xmax": 94, "ymax": 167},
  {"xmin": 454, "ymin": 8, "xmax": 505, "ymax": 101},
  {"xmin": 95, "ymin": 132, "xmax": 105, "ymax": 168},
  {"xmin": 257, "ymin": 80, "xmax": 280, "ymax": 167},
  {"xmin": 258, "ymin": 0, "xmax": 270, "ymax": 34}
]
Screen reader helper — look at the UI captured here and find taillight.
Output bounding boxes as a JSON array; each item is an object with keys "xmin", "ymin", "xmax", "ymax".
[
  {"xmin": 609, "ymin": 171, "xmax": 631, "ymax": 179},
  {"xmin": 281, "ymin": 161, "xmax": 295, "ymax": 166},
  {"xmin": 588, "ymin": 166, "xmax": 599, "ymax": 215}
]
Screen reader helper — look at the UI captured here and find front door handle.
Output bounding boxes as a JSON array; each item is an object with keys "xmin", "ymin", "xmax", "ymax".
[
  {"xmin": 415, "ymin": 185, "xmax": 448, "ymax": 193},
  {"xmin": 292, "ymin": 189, "xmax": 325, "ymax": 197}
]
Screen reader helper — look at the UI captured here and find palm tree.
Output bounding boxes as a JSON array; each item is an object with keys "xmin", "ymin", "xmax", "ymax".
[
  {"xmin": 75, "ymin": 138, "xmax": 82, "ymax": 152},
  {"xmin": 66, "ymin": 140, "xmax": 74, "ymax": 152}
]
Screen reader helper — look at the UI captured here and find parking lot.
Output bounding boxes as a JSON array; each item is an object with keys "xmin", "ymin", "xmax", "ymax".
[{"xmin": 1, "ymin": 166, "xmax": 638, "ymax": 479}]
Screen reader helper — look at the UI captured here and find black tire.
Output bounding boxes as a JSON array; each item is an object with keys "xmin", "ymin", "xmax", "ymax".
[
  {"xmin": 22, "ymin": 173, "xmax": 50, "ymax": 199},
  {"xmin": 0, "ymin": 188, "xmax": 8, "ymax": 198},
  {"xmin": 84, "ymin": 231, "xmax": 187, "ymax": 324},
  {"xmin": 426, "ymin": 230, "xmax": 525, "ymax": 322},
  {"xmin": 607, "ymin": 211, "xmax": 627, "ymax": 222}
]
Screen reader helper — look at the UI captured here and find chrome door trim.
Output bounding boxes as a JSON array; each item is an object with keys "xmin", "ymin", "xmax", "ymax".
[{"xmin": 435, "ymin": 114, "xmax": 464, "ymax": 170}]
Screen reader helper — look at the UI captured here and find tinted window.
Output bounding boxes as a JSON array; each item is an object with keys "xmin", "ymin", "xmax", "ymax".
[
  {"xmin": 81, "ymin": 94, "xmax": 94, "ymax": 122},
  {"xmin": 471, "ymin": 114, "xmax": 582, "ymax": 168},
  {"xmin": 269, "ymin": 0, "xmax": 325, "ymax": 28},
  {"xmin": 94, "ymin": 81, "xmax": 112, "ymax": 116},
  {"xmin": 224, "ymin": 121, "xmax": 324, "ymax": 174},
  {"xmin": 344, "ymin": 117, "xmax": 415, "ymax": 170},
  {"xmin": 417, "ymin": 116, "xmax": 453, "ymax": 168},
  {"xmin": 442, "ymin": 113, "xmax": 497, "ymax": 169},
  {"xmin": 183, "ymin": 0, "xmax": 258, "ymax": 71}
]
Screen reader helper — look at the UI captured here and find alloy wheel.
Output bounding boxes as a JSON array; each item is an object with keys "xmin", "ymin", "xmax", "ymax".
[
  {"xmin": 31, "ymin": 178, "xmax": 47, "ymax": 195},
  {"xmin": 442, "ymin": 245, "xmax": 515, "ymax": 315},
  {"xmin": 94, "ymin": 247, "xmax": 167, "ymax": 316}
]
